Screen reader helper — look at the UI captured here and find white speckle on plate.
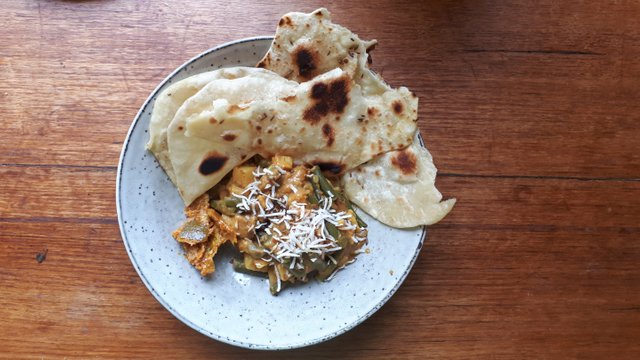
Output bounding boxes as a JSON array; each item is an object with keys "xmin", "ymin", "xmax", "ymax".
[{"xmin": 232, "ymin": 272, "xmax": 253, "ymax": 287}]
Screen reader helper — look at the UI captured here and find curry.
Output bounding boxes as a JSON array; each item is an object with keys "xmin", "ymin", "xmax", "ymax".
[{"xmin": 172, "ymin": 155, "xmax": 368, "ymax": 295}]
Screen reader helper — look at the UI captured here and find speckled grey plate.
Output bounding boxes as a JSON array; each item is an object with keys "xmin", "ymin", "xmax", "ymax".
[{"xmin": 116, "ymin": 37, "xmax": 427, "ymax": 350}]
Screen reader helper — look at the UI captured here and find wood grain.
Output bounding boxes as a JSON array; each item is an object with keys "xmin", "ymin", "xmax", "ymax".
[{"xmin": 1, "ymin": 0, "xmax": 639, "ymax": 358}]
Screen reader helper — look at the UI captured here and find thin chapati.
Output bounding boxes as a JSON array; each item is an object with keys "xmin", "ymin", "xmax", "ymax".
[
  {"xmin": 167, "ymin": 67, "xmax": 417, "ymax": 204},
  {"xmin": 147, "ymin": 70, "xmax": 249, "ymax": 184},
  {"xmin": 342, "ymin": 141, "xmax": 456, "ymax": 228},
  {"xmin": 258, "ymin": 8, "xmax": 455, "ymax": 227}
]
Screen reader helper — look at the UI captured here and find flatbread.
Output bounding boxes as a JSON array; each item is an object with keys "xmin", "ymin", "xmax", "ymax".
[
  {"xmin": 147, "ymin": 8, "xmax": 454, "ymax": 226},
  {"xmin": 259, "ymin": 8, "xmax": 455, "ymax": 226},
  {"xmin": 258, "ymin": 8, "xmax": 374, "ymax": 83},
  {"xmin": 258, "ymin": 8, "xmax": 389, "ymax": 96},
  {"xmin": 342, "ymin": 141, "xmax": 456, "ymax": 228},
  {"xmin": 147, "ymin": 70, "xmax": 244, "ymax": 184},
  {"xmin": 167, "ymin": 67, "xmax": 417, "ymax": 204}
]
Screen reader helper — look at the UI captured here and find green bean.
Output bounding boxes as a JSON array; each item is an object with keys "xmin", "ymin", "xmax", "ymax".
[
  {"xmin": 337, "ymin": 192, "xmax": 367, "ymax": 228},
  {"xmin": 352, "ymin": 211, "xmax": 367, "ymax": 228},
  {"xmin": 307, "ymin": 191, "xmax": 319, "ymax": 205},
  {"xmin": 336, "ymin": 234, "xmax": 349, "ymax": 249},
  {"xmin": 312, "ymin": 167, "xmax": 337, "ymax": 199},
  {"xmin": 209, "ymin": 198, "xmax": 240, "ymax": 216},
  {"xmin": 232, "ymin": 258, "xmax": 268, "ymax": 278},
  {"xmin": 268, "ymin": 268, "xmax": 282, "ymax": 295},
  {"xmin": 260, "ymin": 234, "xmax": 276, "ymax": 251},
  {"xmin": 244, "ymin": 241, "xmax": 266, "ymax": 259},
  {"xmin": 312, "ymin": 167, "xmax": 367, "ymax": 228},
  {"xmin": 303, "ymin": 255, "xmax": 327, "ymax": 273},
  {"xmin": 316, "ymin": 261, "xmax": 338, "ymax": 282},
  {"xmin": 325, "ymin": 221, "xmax": 340, "ymax": 240},
  {"xmin": 310, "ymin": 174, "xmax": 322, "ymax": 198},
  {"xmin": 284, "ymin": 260, "xmax": 306, "ymax": 280},
  {"xmin": 225, "ymin": 197, "xmax": 242, "ymax": 207},
  {"xmin": 335, "ymin": 246, "xmax": 352, "ymax": 268}
]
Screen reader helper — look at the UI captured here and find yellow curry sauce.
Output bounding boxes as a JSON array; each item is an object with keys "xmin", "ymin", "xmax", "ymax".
[{"xmin": 172, "ymin": 155, "xmax": 368, "ymax": 295}]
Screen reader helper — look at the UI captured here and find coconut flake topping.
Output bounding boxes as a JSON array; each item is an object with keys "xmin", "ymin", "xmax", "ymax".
[{"xmin": 231, "ymin": 166, "xmax": 358, "ymax": 267}]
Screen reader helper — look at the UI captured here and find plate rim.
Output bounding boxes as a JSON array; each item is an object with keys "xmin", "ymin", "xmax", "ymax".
[{"xmin": 116, "ymin": 36, "xmax": 427, "ymax": 350}]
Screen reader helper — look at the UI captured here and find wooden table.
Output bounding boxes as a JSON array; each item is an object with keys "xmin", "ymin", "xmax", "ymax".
[{"xmin": 2, "ymin": 0, "xmax": 639, "ymax": 358}]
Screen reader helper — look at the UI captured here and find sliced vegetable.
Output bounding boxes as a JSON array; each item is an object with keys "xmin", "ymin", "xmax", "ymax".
[
  {"xmin": 312, "ymin": 166, "xmax": 367, "ymax": 228},
  {"xmin": 272, "ymin": 155, "xmax": 293, "ymax": 170},
  {"xmin": 352, "ymin": 209, "xmax": 367, "ymax": 228},
  {"xmin": 244, "ymin": 254, "xmax": 269, "ymax": 271},
  {"xmin": 173, "ymin": 218, "xmax": 209, "ymax": 245},
  {"xmin": 238, "ymin": 238, "xmax": 266, "ymax": 259},
  {"xmin": 232, "ymin": 258, "xmax": 268, "ymax": 278},
  {"xmin": 302, "ymin": 254, "xmax": 329, "ymax": 273},
  {"xmin": 312, "ymin": 166, "xmax": 336, "ymax": 198},
  {"xmin": 307, "ymin": 191, "xmax": 319, "ymax": 204},
  {"xmin": 210, "ymin": 197, "xmax": 241, "ymax": 216},
  {"xmin": 325, "ymin": 221, "xmax": 340, "ymax": 240},
  {"xmin": 336, "ymin": 234, "xmax": 349, "ymax": 249},
  {"xmin": 268, "ymin": 267, "xmax": 283, "ymax": 295},
  {"xmin": 316, "ymin": 261, "xmax": 338, "ymax": 282},
  {"xmin": 230, "ymin": 165, "xmax": 256, "ymax": 188},
  {"xmin": 288, "ymin": 265, "xmax": 306, "ymax": 280}
]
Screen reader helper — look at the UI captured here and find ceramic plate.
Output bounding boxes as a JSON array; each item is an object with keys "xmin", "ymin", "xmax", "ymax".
[{"xmin": 116, "ymin": 36, "xmax": 426, "ymax": 350}]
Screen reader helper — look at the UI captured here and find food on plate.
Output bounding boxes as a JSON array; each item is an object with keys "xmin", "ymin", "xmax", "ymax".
[
  {"xmin": 257, "ymin": 8, "xmax": 376, "ymax": 84},
  {"xmin": 164, "ymin": 66, "xmax": 416, "ymax": 204},
  {"xmin": 145, "ymin": 8, "xmax": 454, "ymax": 294},
  {"xmin": 147, "ymin": 71, "xmax": 243, "ymax": 184},
  {"xmin": 175, "ymin": 155, "xmax": 367, "ymax": 295},
  {"xmin": 257, "ymin": 9, "xmax": 457, "ymax": 228},
  {"xmin": 172, "ymin": 193, "xmax": 234, "ymax": 275},
  {"xmin": 343, "ymin": 140, "xmax": 456, "ymax": 228}
]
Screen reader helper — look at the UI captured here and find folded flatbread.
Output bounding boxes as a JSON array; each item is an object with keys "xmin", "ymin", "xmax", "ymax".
[
  {"xmin": 147, "ymin": 8, "xmax": 454, "ymax": 227},
  {"xmin": 165, "ymin": 66, "xmax": 417, "ymax": 204},
  {"xmin": 343, "ymin": 141, "xmax": 456, "ymax": 227},
  {"xmin": 258, "ymin": 8, "xmax": 391, "ymax": 98},
  {"xmin": 258, "ymin": 8, "xmax": 455, "ymax": 227},
  {"xmin": 146, "ymin": 70, "xmax": 247, "ymax": 184}
]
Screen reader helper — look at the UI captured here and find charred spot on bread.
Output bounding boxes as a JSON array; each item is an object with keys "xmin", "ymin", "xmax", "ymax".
[
  {"xmin": 391, "ymin": 149, "xmax": 418, "ymax": 175},
  {"xmin": 313, "ymin": 161, "xmax": 344, "ymax": 175},
  {"xmin": 322, "ymin": 123, "xmax": 335, "ymax": 146},
  {"xmin": 303, "ymin": 76, "xmax": 350, "ymax": 124},
  {"xmin": 392, "ymin": 100, "xmax": 404, "ymax": 114},
  {"xmin": 222, "ymin": 133, "xmax": 237, "ymax": 141},
  {"xmin": 280, "ymin": 16, "xmax": 293, "ymax": 26},
  {"xmin": 199, "ymin": 153, "xmax": 228, "ymax": 175},
  {"xmin": 293, "ymin": 47, "xmax": 318, "ymax": 80}
]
